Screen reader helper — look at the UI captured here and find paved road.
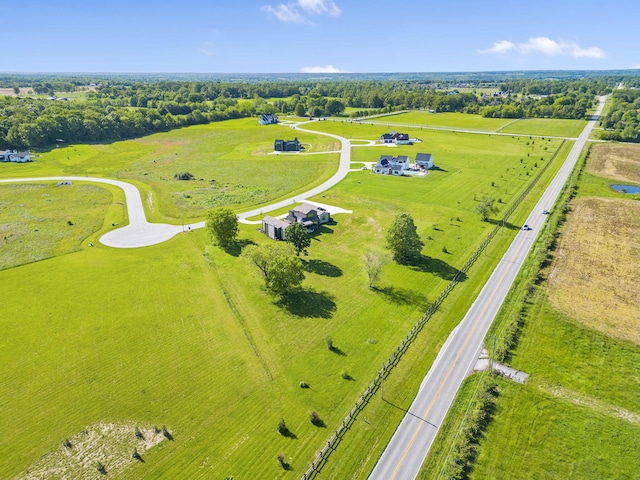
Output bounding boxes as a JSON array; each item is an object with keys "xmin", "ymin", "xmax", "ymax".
[
  {"xmin": 368, "ymin": 96, "xmax": 607, "ymax": 480},
  {"xmin": 0, "ymin": 120, "xmax": 352, "ymax": 248}
]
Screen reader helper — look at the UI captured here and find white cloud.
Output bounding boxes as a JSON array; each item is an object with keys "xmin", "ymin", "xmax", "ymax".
[
  {"xmin": 478, "ymin": 40, "xmax": 514, "ymax": 55},
  {"xmin": 262, "ymin": 0, "xmax": 341, "ymax": 23},
  {"xmin": 300, "ymin": 65, "xmax": 346, "ymax": 73},
  {"xmin": 479, "ymin": 36, "xmax": 606, "ymax": 59},
  {"xmin": 198, "ymin": 48, "xmax": 214, "ymax": 57},
  {"xmin": 298, "ymin": 0, "xmax": 341, "ymax": 16}
]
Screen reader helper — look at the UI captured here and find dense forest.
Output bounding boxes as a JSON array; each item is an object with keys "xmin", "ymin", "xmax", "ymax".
[
  {"xmin": 0, "ymin": 73, "xmax": 635, "ymax": 150},
  {"xmin": 598, "ymin": 89, "xmax": 640, "ymax": 142}
]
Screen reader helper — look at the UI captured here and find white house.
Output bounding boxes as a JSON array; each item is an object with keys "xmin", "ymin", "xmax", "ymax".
[
  {"xmin": 380, "ymin": 131, "xmax": 411, "ymax": 145},
  {"xmin": 373, "ymin": 155, "xmax": 411, "ymax": 176},
  {"xmin": 414, "ymin": 153, "xmax": 435, "ymax": 170},
  {"xmin": 0, "ymin": 150, "xmax": 31, "ymax": 163}
]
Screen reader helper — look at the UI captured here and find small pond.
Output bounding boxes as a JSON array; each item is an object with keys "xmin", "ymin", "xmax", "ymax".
[{"xmin": 611, "ymin": 184, "xmax": 640, "ymax": 194}]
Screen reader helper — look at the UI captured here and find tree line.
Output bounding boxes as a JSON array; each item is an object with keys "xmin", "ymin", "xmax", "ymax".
[
  {"xmin": 598, "ymin": 89, "xmax": 640, "ymax": 143},
  {"xmin": 0, "ymin": 77, "xmax": 624, "ymax": 150}
]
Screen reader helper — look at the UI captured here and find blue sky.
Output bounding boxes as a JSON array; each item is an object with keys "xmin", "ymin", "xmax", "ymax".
[{"xmin": 3, "ymin": 0, "xmax": 639, "ymax": 73}]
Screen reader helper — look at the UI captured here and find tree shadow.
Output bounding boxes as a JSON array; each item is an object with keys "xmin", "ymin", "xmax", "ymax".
[
  {"xmin": 303, "ymin": 259, "xmax": 343, "ymax": 277},
  {"xmin": 486, "ymin": 218, "xmax": 519, "ymax": 230},
  {"xmin": 405, "ymin": 255, "xmax": 466, "ymax": 281},
  {"xmin": 224, "ymin": 238, "xmax": 256, "ymax": 257},
  {"xmin": 371, "ymin": 286, "xmax": 429, "ymax": 308},
  {"xmin": 277, "ymin": 290, "xmax": 337, "ymax": 319},
  {"xmin": 329, "ymin": 345, "xmax": 346, "ymax": 356},
  {"xmin": 282, "ymin": 429, "xmax": 298, "ymax": 440}
]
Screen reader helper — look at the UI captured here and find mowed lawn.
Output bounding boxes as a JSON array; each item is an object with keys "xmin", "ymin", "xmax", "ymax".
[
  {"xmin": 1, "ymin": 121, "xmax": 570, "ymax": 479},
  {"xmin": 371, "ymin": 111, "xmax": 513, "ymax": 131},
  {"xmin": 0, "ymin": 118, "xmax": 339, "ymax": 222},
  {"xmin": 500, "ymin": 117, "xmax": 587, "ymax": 137}
]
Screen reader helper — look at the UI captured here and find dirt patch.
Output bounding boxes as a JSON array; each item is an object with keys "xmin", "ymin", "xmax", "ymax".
[
  {"xmin": 587, "ymin": 144, "xmax": 640, "ymax": 184},
  {"xmin": 17, "ymin": 422, "xmax": 168, "ymax": 480},
  {"xmin": 539, "ymin": 383, "xmax": 640, "ymax": 425},
  {"xmin": 547, "ymin": 197, "xmax": 640, "ymax": 345}
]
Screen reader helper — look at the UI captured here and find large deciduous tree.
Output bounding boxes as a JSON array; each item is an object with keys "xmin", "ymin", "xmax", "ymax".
[
  {"xmin": 385, "ymin": 213, "xmax": 424, "ymax": 264},
  {"xmin": 265, "ymin": 254, "xmax": 305, "ymax": 296},
  {"xmin": 243, "ymin": 243, "xmax": 304, "ymax": 296},
  {"xmin": 284, "ymin": 222, "xmax": 311, "ymax": 256},
  {"xmin": 206, "ymin": 207, "xmax": 238, "ymax": 248}
]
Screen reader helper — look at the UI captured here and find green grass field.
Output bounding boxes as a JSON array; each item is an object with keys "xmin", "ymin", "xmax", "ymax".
[
  {"xmin": 499, "ymin": 118, "xmax": 588, "ymax": 137},
  {"xmin": 1, "ymin": 118, "xmax": 339, "ymax": 222},
  {"xmin": 370, "ymin": 111, "xmax": 513, "ymax": 131},
  {"xmin": 0, "ymin": 119, "xmax": 575, "ymax": 479},
  {"xmin": 419, "ymin": 143, "xmax": 640, "ymax": 479}
]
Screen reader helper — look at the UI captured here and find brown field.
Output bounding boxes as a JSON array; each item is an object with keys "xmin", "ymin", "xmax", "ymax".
[
  {"xmin": 587, "ymin": 143, "xmax": 640, "ymax": 184},
  {"xmin": 548, "ymin": 197, "xmax": 640, "ymax": 344}
]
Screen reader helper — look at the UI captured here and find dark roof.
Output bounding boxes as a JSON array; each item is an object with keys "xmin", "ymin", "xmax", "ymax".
[
  {"xmin": 396, "ymin": 133, "xmax": 410, "ymax": 140},
  {"xmin": 395, "ymin": 155, "xmax": 409, "ymax": 163},
  {"xmin": 415, "ymin": 153, "xmax": 433, "ymax": 163},
  {"xmin": 391, "ymin": 165, "xmax": 403, "ymax": 171},
  {"xmin": 381, "ymin": 133, "xmax": 395, "ymax": 140}
]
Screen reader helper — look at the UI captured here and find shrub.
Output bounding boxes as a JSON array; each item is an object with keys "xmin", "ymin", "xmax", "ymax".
[
  {"xmin": 173, "ymin": 172, "xmax": 194, "ymax": 180},
  {"xmin": 277, "ymin": 418, "xmax": 288, "ymax": 435},
  {"xmin": 299, "ymin": 381, "xmax": 310, "ymax": 388},
  {"xmin": 341, "ymin": 369, "xmax": 350, "ymax": 380},
  {"xmin": 442, "ymin": 245, "xmax": 449, "ymax": 254},
  {"xmin": 310, "ymin": 411, "xmax": 323, "ymax": 427},
  {"xmin": 277, "ymin": 452, "xmax": 287, "ymax": 468},
  {"xmin": 95, "ymin": 461, "xmax": 107, "ymax": 475},
  {"xmin": 325, "ymin": 336, "xmax": 333, "ymax": 350},
  {"xmin": 62, "ymin": 438, "xmax": 72, "ymax": 449},
  {"xmin": 132, "ymin": 448, "xmax": 142, "ymax": 461},
  {"xmin": 135, "ymin": 427, "xmax": 144, "ymax": 440}
]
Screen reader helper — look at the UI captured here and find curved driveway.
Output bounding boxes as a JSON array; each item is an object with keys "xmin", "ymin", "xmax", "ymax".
[{"xmin": 0, "ymin": 121, "xmax": 352, "ymax": 248}]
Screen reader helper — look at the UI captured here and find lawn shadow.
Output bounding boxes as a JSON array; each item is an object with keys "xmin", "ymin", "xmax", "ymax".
[
  {"xmin": 303, "ymin": 259, "xmax": 343, "ymax": 277},
  {"xmin": 282, "ymin": 429, "xmax": 298, "ymax": 440},
  {"xmin": 371, "ymin": 286, "xmax": 429, "ymax": 308},
  {"xmin": 406, "ymin": 255, "xmax": 466, "ymax": 281},
  {"xmin": 429, "ymin": 165, "xmax": 447, "ymax": 172},
  {"xmin": 278, "ymin": 290, "xmax": 337, "ymax": 319},
  {"xmin": 310, "ymin": 220, "xmax": 337, "ymax": 241},
  {"xmin": 224, "ymin": 238, "xmax": 257, "ymax": 257}
]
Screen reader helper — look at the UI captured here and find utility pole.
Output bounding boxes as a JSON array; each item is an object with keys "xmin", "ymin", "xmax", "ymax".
[{"xmin": 490, "ymin": 335, "xmax": 498, "ymax": 374}]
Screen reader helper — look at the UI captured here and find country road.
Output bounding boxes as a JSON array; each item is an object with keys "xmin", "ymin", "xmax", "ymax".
[
  {"xmin": 367, "ymin": 96, "xmax": 607, "ymax": 480},
  {"xmin": 0, "ymin": 120, "xmax": 352, "ymax": 248}
]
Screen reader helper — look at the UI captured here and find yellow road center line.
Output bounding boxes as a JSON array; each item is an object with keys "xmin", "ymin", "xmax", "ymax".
[{"xmin": 389, "ymin": 235, "xmax": 529, "ymax": 479}]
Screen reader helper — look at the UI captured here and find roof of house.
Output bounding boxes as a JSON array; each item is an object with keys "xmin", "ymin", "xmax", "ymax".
[
  {"xmin": 415, "ymin": 153, "xmax": 433, "ymax": 163},
  {"xmin": 381, "ymin": 133, "xmax": 395, "ymax": 140},
  {"xmin": 396, "ymin": 133, "xmax": 410, "ymax": 140},
  {"xmin": 395, "ymin": 155, "xmax": 409, "ymax": 163},
  {"xmin": 16, "ymin": 151, "xmax": 30, "ymax": 157},
  {"xmin": 262, "ymin": 216, "xmax": 290, "ymax": 229},
  {"xmin": 292, "ymin": 202, "xmax": 326, "ymax": 215},
  {"xmin": 391, "ymin": 165, "xmax": 403, "ymax": 171}
]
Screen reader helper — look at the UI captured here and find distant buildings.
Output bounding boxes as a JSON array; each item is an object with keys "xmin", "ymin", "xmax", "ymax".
[
  {"xmin": 274, "ymin": 137, "xmax": 303, "ymax": 152},
  {"xmin": 259, "ymin": 113, "xmax": 279, "ymax": 125},
  {"xmin": 0, "ymin": 150, "xmax": 31, "ymax": 163}
]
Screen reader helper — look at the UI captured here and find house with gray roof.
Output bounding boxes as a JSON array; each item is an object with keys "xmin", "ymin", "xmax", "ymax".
[
  {"xmin": 274, "ymin": 137, "xmax": 303, "ymax": 152},
  {"xmin": 380, "ymin": 131, "xmax": 411, "ymax": 145},
  {"xmin": 0, "ymin": 150, "xmax": 31, "ymax": 163},
  {"xmin": 373, "ymin": 155, "xmax": 411, "ymax": 176},
  {"xmin": 415, "ymin": 153, "xmax": 435, "ymax": 170},
  {"xmin": 259, "ymin": 113, "xmax": 279, "ymax": 125},
  {"xmin": 261, "ymin": 202, "xmax": 331, "ymax": 239}
]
